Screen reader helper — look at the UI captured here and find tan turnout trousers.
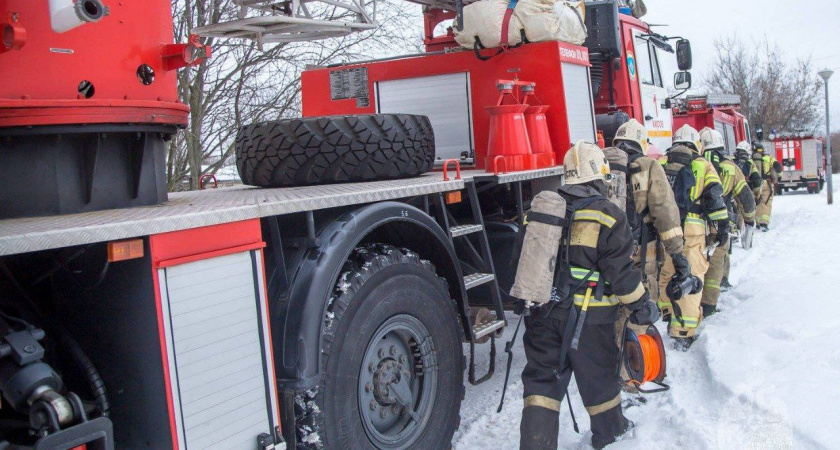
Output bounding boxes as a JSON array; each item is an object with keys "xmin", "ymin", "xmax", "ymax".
[
  {"xmin": 756, "ymin": 180, "xmax": 773, "ymax": 226},
  {"xmin": 658, "ymin": 234, "xmax": 707, "ymax": 338},
  {"xmin": 616, "ymin": 241, "xmax": 659, "ymax": 340},
  {"xmin": 701, "ymin": 232, "xmax": 729, "ymax": 307}
]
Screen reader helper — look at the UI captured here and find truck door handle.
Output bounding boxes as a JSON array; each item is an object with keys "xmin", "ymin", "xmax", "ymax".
[{"xmin": 644, "ymin": 115, "xmax": 653, "ymax": 121}]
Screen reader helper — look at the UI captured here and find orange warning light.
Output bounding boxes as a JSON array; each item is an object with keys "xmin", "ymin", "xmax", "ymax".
[{"xmin": 107, "ymin": 239, "xmax": 144, "ymax": 262}]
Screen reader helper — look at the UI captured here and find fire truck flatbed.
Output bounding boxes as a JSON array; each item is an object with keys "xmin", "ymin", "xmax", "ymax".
[{"xmin": 0, "ymin": 167, "xmax": 562, "ymax": 256}]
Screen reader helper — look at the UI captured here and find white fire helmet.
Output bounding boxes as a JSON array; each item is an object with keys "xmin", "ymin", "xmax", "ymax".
[
  {"xmin": 699, "ymin": 127, "xmax": 725, "ymax": 151},
  {"xmin": 736, "ymin": 140, "xmax": 751, "ymax": 155},
  {"xmin": 564, "ymin": 140, "xmax": 611, "ymax": 185},
  {"xmin": 614, "ymin": 119, "xmax": 649, "ymax": 155},
  {"xmin": 673, "ymin": 124, "xmax": 702, "ymax": 153}
]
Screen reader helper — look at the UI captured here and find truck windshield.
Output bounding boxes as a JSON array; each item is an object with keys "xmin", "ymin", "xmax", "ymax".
[{"xmin": 634, "ymin": 35, "xmax": 663, "ymax": 87}]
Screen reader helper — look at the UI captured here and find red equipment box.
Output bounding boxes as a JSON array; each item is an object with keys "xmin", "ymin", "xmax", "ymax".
[{"xmin": 301, "ymin": 41, "xmax": 597, "ymax": 170}]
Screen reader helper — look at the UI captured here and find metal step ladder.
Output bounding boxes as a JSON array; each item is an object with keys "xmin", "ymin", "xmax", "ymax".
[{"xmin": 434, "ymin": 179, "xmax": 506, "ymax": 385}]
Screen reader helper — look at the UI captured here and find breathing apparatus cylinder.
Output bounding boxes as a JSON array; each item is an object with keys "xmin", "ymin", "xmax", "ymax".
[
  {"xmin": 510, "ymin": 190, "xmax": 568, "ymax": 305},
  {"xmin": 666, "ymin": 275, "xmax": 703, "ymax": 301}
]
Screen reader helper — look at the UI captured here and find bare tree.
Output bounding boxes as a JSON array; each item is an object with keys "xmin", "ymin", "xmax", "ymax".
[
  {"xmin": 705, "ymin": 36, "xmax": 823, "ymax": 137},
  {"xmin": 168, "ymin": 0, "xmax": 423, "ymax": 191}
]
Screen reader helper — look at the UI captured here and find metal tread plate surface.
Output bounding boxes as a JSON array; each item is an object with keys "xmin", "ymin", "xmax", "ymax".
[
  {"xmin": 0, "ymin": 174, "xmax": 463, "ymax": 256},
  {"xmin": 463, "ymin": 273, "xmax": 495, "ymax": 289},
  {"xmin": 449, "ymin": 224, "xmax": 483, "ymax": 237},
  {"xmin": 472, "ymin": 319, "xmax": 506, "ymax": 339},
  {"xmin": 461, "ymin": 166, "xmax": 564, "ymax": 184}
]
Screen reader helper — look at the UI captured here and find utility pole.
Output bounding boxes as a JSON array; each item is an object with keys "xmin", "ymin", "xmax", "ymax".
[{"xmin": 819, "ymin": 68, "xmax": 834, "ymax": 205}]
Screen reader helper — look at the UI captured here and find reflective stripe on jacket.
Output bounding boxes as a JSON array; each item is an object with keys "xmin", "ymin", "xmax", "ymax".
[
  {"xmin": 662, "ymin": 145, "xmax": 728, "ymax": 235},
  {"xmin": 719, "ymin": 159, "xmax": 757, "ymax": 222},
  {"xmin": 551, "ymin": 184, "xmax": 646, "ymax": 325}
]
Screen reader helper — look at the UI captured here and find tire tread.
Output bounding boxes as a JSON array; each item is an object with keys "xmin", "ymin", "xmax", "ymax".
[
  {"xmin": 236, "ymin": 115, "xmax": 435, "ymax": 187},
  {"xmin": 295, "ymin": 243, "xmax": 464, "ymax": 449}
]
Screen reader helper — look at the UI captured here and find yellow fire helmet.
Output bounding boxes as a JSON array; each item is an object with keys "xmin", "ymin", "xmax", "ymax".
[
  {"xmin": 614, "ymin": 118, "xmax": 650, "ymax": 155},
  {"xmin": 564, "ymin": 140, "xmax": 611, "ymax": 185},
  {"xmin": 673, "ymin": 124, "xmax": 702, "ymax": 153}
]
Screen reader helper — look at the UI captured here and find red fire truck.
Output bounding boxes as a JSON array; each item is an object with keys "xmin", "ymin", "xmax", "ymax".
[
  {"xmin": 0, "ymin": 0, "xmax": 690, "ymax": 449},
  {"xmin": 587, "ymin": 3, "xmax": 693, "ymax": 151},
  {"xmin": 672, "ymin": 94, "xmax": 750, "ymax": 154},
  {"xmin": 772, "ymin": 133, "xmax": 826, "ymax": 194}
]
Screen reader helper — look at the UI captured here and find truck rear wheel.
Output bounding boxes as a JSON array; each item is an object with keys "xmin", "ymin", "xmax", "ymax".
[
  {"xmin": 296, "ymin": 244, "xmax": 464, "ymax": 449},
  {"xmin": 236, "ymin": 114, "xmax": 435, "ymax": 187}
]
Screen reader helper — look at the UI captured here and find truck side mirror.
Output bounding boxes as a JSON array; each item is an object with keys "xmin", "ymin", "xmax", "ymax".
[
  {"xmin": 674, "ymin": 71, "xmax": 692, "ymax": 90},
  {"xmin": 676, "ymin": 39, "xmax": 692, "ymax": 71}
]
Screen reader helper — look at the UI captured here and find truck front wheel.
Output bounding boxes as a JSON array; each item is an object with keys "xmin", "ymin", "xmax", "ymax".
[{"xmin": 296, "ymin": 244, "xmax": 464, "ymax": 449}]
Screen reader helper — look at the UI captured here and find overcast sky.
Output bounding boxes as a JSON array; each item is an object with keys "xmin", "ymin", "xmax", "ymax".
[{"xmin": 642, "ymin": 0, "xmax": 840, "ymax": 133}]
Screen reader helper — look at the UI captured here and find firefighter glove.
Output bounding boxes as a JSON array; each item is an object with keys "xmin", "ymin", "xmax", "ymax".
[
  {"xmin": 715, "ymin": 220, "xmax": 730, "ymax": 247},
  {"xmin": 628, "ymin": 293, "xmax": 659, "ymax": 326},
  {"xmin": 670, "ymin": 253, "xmax": 692, "ymax": 281}
]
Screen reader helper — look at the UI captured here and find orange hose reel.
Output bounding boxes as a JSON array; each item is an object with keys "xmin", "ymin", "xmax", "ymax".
[{"xmin": 621, "ymin": 322, "xmax": 670, "ymax": 393}]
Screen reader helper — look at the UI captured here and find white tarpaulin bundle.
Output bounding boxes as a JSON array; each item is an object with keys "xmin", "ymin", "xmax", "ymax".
[{"xmin": 453, "ymin": 0, "xmax": 586, "ymax": 50}]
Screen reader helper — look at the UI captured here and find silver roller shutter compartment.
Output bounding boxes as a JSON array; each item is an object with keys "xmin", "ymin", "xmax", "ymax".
[
  {"xmin": 376, "ymin": 73, "xmax": 474, "ymax": 163},
  {"xmin": 561, "ymin": 62, "xmax": 597, "ymax": 145},
  {"xmin": 159, "ymin": 250, "xmax": 278, "ymax": 450}
]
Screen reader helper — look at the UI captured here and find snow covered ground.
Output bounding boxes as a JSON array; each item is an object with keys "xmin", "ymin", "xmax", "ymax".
[{"xmin": 455, "ymin": 187, "xmax": 840, "ymax": 449}]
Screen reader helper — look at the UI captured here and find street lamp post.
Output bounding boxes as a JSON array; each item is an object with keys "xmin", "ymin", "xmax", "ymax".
[{"xmin": 819, "ymin": 68, "xmax": 834, "ymax": 205}]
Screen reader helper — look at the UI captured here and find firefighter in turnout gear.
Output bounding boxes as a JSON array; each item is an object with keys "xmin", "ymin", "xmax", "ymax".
[
  {"xmin": 658, "ymin": 125, "xmax": 728, "ymax": 349},
  {"xmin": 610, "ymin": 119, "xmax": 686, "ymax": 343},
  {"xmin": 520, "ymin": 141, "xmax": 657, "ymax": 450},
  {"xmin": 699, "ymin": 129, "xmax": 756, "ymax": 317},
  {"xmin": 752, "ymin": 142, "xmax": 782, "ymax": 231},
  {"xmin": 735, "ymin": 140, "xmax": 763, "ymax": 192}
]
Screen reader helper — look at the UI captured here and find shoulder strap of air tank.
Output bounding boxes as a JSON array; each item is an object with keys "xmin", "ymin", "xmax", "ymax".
[
  {"xmin": 570, "ymin": 194, "xmax": 606, "ymax": 213},
  {"xmin": 628, "ymin": 153, "xmax": 644, "ymax": 175},
  {"xmin": 527, "ymin": 211, "xmax": 569, "ymax": 227},
  {"xmin": 667, "ymin": 151, "xmax": 695, "ymax": 167}
]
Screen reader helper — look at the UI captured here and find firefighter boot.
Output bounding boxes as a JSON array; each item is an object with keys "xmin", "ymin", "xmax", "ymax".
[
  {"xmin": 720, "ymin": 277, "xmax": 732, "ymax": 291},
  {"xmin": 701, "ymin": 303, "xmax": 717, "ymax": 318},
  {"xmin": 520, "ymin": 403, "xmax": 559, "ymax": 450},
  {"xmin": 672, "ymin": 336, "xmax": 697, "ymax": 352},
  {"xmin": 591, "ymin": 410, "xmax": 631, "ymax": 450}
]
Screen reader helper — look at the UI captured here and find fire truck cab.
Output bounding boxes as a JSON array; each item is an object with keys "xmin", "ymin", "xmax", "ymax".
[{"xmin": 586, "ymin": 0, "xmax": 693, "ymax": 152}]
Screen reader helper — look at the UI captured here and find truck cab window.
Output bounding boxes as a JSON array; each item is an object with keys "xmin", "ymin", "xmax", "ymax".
[
  {"xmin": 633, "ymin": 34, "xmax": 663, "ymax": 88},
  {"xmin": 649, "ymin": 41, "xmax": 663, "ymax": 87},
  {"xmin": 634, "ymin": 35, "xmax": 654, "ymax": 86}
]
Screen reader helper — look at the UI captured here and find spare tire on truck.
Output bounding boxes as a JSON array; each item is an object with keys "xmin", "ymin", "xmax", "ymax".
[{"xmin": 236, "ymin": 114, "xmax": 435, "ymax": 187}]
